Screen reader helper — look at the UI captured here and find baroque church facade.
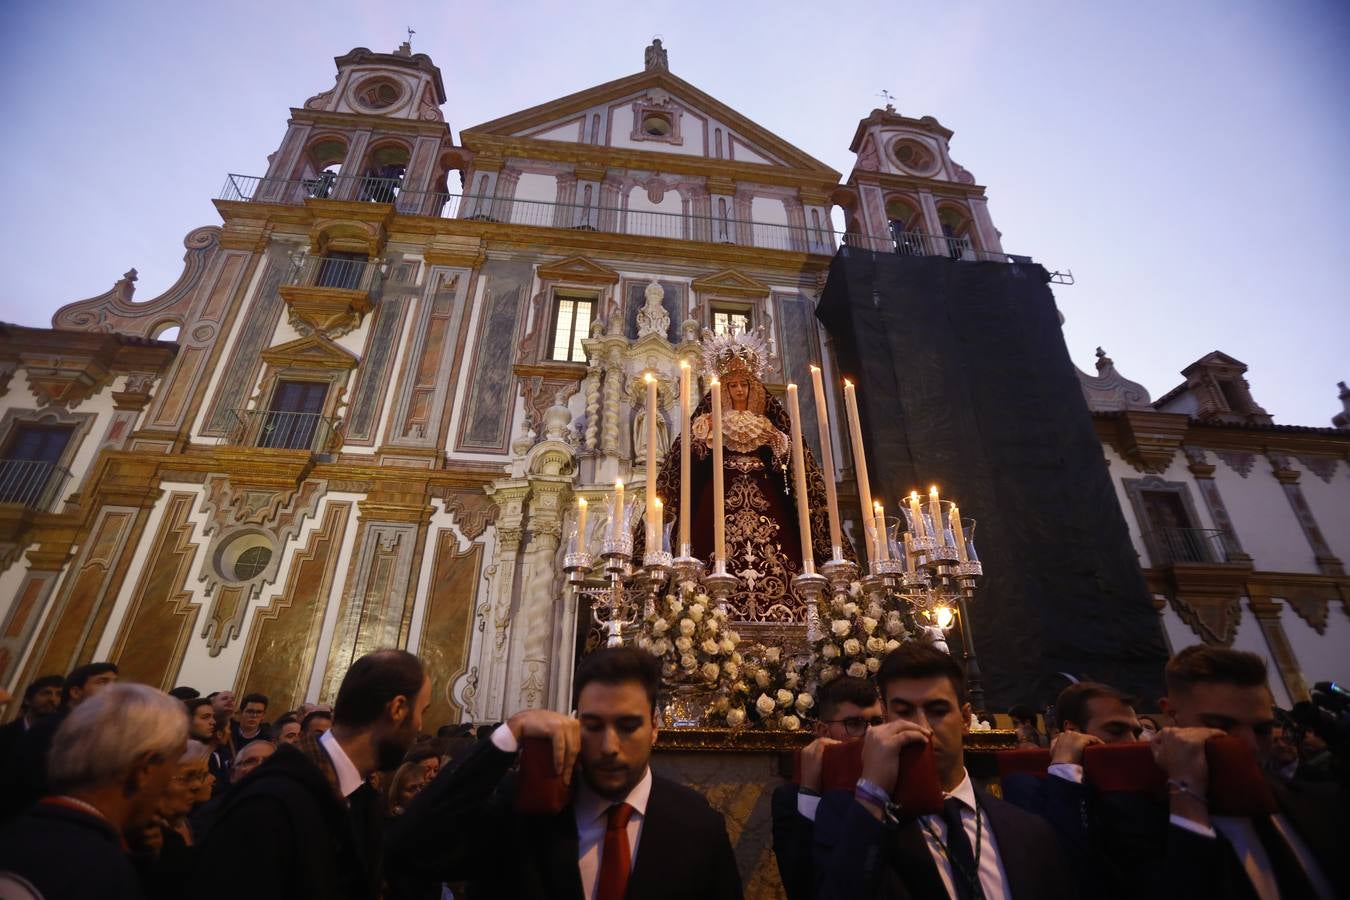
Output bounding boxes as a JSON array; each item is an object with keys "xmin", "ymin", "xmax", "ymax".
[{"xmin": 0, "ymin": 40, "xmax": 1344, "ymax": 725}]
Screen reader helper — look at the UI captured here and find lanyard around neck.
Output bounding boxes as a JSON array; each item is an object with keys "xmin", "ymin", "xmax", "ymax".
[{"xmin": 921, "ymin": 795, "xmax": 984, "ymax": 900}]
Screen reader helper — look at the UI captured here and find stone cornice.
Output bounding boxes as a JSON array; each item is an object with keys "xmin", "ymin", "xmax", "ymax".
[
  {"xmin": 845, "ymin": 168, "xmax": 989, "ymax": 199},
  {"xmin": 1094, "ymin": 412, "xmax": 1350, "ymax": 463},
  {"xmin": 287, "ymin": 107, "xmax": 452, "ymax": 139}
]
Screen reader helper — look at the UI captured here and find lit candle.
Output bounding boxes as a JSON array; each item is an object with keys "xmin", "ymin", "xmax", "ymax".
[
  {"xmin": 785, "ymin": 384, "xmax": 816, "ymax": 574},
  {"xmin": 928, "ymin": 486, "xmax": 943, "ymax": 548},
  {"xmin": 711, "ymin": 379, "xmax": 726, "ymax": 566},
  {"xmin": 576, "ymin": 497, "xmax": 588, "ymax": 555},
  {"xmin": 654, "ymin": 498, "xmax": 664, "ymax": 553},
  {"xmin": 678, "ymin": 360, "xmax": 692, "ymax": 556},
  {"xmin": 874, "ymin": 500, "xmax": 890, "ymax": 561},
  {"xmin": 808, "ymin": 365, "xmax": 844, "ymax": 559},
  {"xmin": 612, "ymin": 478, "xmax": 625, "ymax": 542},
  {"xmin": 644, "ymin": 373, "xmax": 659, "ymax": 557},
  {"xmin": 950, "ymin": 504, "xmax": 968, "ymax": 561},
  {"xmin": 842, "ymin": 379, "xmax": 874, "ymax": 567},
  {"xmin": 903, "ymin": 531, "xmax": 916, "ymax": 575},
  {"xmin": 908, "ymin": 491, "xmax": 926, "ymax": 541}
]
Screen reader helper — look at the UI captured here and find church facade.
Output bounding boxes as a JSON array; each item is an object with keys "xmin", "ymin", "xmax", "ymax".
[{"xmin": 0, "ymin": 40, "xmax": 1344, "ymax": 724}]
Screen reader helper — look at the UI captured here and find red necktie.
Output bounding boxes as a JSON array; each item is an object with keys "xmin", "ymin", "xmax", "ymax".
[{"xmin": 595, "ymin": 802, "xmax": 635, "ymax": 900}]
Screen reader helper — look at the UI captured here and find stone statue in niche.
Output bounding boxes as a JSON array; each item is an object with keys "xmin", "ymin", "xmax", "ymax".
[
  {"xmin": 645, "ymin": 38, "xmax": 669, "ymax": 72},
  {"xmin": 636, "ymin": 279, "xmax": 671, "ymax": 339},
  {"xmin": 632, "ymin": 398, "xmax": 671, "ymax": 465}
]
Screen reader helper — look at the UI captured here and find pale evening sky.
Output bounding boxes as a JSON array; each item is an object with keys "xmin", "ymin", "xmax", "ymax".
[{"xmin": 1, "ymin": 0, "xmax": 1346, "ymax": 426}]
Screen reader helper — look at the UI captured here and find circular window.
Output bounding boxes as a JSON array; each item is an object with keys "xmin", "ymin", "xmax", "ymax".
[
  {"xmin": 890, "ymin": 139, "xmax": 937, "ymax": 175},
  {"xmin": 214, "ymin": 532, "xmax": 276, "ymax": 583},
  {"xmin": 353, "ymin": 77, "xmax": 403, "ymax": 111},
  {"xmin": 642, "ymin": 114, "xmax": 672, "ymax": 137}
]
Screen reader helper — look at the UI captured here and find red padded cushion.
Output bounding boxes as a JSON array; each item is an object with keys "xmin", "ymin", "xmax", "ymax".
[
  {"xmin": 1081, "ymin": 735, "xmax": 1277, "ymax": 816},
  {"xmin": 820, "ymin": 738, "xmax": 944, "ymax": 816},
  {"xmin": 513, "ymin": 735, "xmax": 571, "ymax": 815},
  {"xmin": 996, "ymin": 748, "xmax": 1052, "ymax": 780}
]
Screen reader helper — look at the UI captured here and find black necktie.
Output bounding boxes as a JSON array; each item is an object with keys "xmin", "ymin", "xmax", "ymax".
[
  {"xmin": 1251, "ymin": 815, "xmax": 1319, "ymax": 900},
  {"xmin": 941, "ymin": 797, "xmax": 985, "ymax": 900}
]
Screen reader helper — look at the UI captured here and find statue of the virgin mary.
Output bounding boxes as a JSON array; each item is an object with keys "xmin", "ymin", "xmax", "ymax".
[{"xmin": 652, "ymin": 329, "xmax": 852, "ymax": 623}]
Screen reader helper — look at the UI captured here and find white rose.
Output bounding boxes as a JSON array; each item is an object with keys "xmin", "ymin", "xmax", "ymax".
[
  {"xmin": 726, "ymin": 707, "xmax": 746, "ymax": 727},
  {"xmin": 861, "ymin": 617, "xmax": 878, "ymax": 635},
  {"xmin": 689, "ymin": 603, "xmax": 705, "ymax": 622},
  {"xmin": 831, "ymin": 619, "xmax": 850, "ymax": 637},
  {"xmin": 885, "ymin": 639, "xmax": 901, "ymax": 653},
  {"xmin": 653, "ymin": 638, "xmax": 672, "ymax": 656},
  {"xmin": 776, "ymin": 689, "xmax": 793, "ymax": 707},
  {"xmin": 866, "ymin": 657, "xmax": 881, "ymax": 673},
  {"xmin": 821, "ymin": 643, "xmax": 839, "ymax": 660},
  {"xmin": 781, "ymin": 714, "xmax": 801, "ymax": 732},
  {"xmin": 821, "ymin": 665, "xmax": 841, "ymax": 683},
  {"xmin": 681, "ymin": 653, "xmax": 697, "ymax": 670},
  {"xmin": 713, "ymin": 695, "xmax": 730, "ymax": 714},
  {"xmin": 652, "ymin": 617, "xmax": 669, "ymax": 636},
  {"xmin": 756, "ymin": 694, "xmax": 776, "ymax": 716},
  {"xmin": 705, "ymin": 617, "xmax": 719, "ymax": 634},
  {"xmin": 725, "ymin": 630, "xmax": 741, "ymax": 644},
  {"xmin": 723, "ymin": 662, "xmax": 740, "ymax": 680},
  {"xmin": 713, "ymin": 606, "xmax": 728, "ymax": 621},
  {"xmin": 885, "ymin": 615, "xmax": 904, "ymax": 636},
  {"xmin": 867, "ymin": 603, "xmax": 885, "ymax": 620},
  {"xmin": 679, "ymin": 618, "xmax": 696, "ymax": 636},
  {"xmin": 795, "ymin": 693, "xmax": 814, "ymax": 712},
  {"xmin": 847, "ymin": 662, "xmax": 868, "ymax": 679},
  {"xmin": 720, "ymin": 639, "xmax": 735, "ymax": 654},
  {"xmin": 668, "ymin": 598, "xmax": 683, "ymax": 615},
  {"xmin": 694, "ymin": 593, "xmax": 710, "ymax": 605},
  {"xmin": 784, "ymin": 672, "xmax": 800, "ymax": 690},
  {"xmin": 765, "ymin": 646, "xmax": 782, "ymax": 664},
  {"xmin": 843, "ymin": 638, "xmax": 862, "ymax": 657},
  {"xmin": 702, "ymin": 662, "xmax": 720, "ymax": 682},
  {"xmin": 755, "ymin": 669, "xmax": 772, "ymax": 689},
  {"xmin": 867, "ymin": 637, "xmax": 887, "ymax": 654},
  {"xmin": 675, "ymin": 636, "xmax": 693, "ymax": 653},
  {"xmin": 843, "ymin": 602, "xmax": 859, "ymax": 617},
  {"xmin": 701, "ymin": 638, "xmax": 721, "ymax": 655},
  {"xmin": 662, "ymin": 662, "xmax": 677, "ymax": 678},
  {"xmin": 848, "ymin": 581, "xmax": 863, "ymax": 597},
  {"xmin": 638, "ymin": 636, "xmax": 651, "ymax": 651},
  {"xmin": 731, "ymin": 651, "xmax": 743, "ymax": 665}
]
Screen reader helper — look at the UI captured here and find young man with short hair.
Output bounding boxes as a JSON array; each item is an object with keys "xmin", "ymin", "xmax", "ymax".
[
  {"xmin": 232, "ymin": 692, "xmax": 270, "ymax": 749},
  {"xmin": 816, "ymin": 642, "xmax": 1074, "ymax": 899},
  {"xmin": 386, "ymin": 646, "xmax": 743, "ymax": 899},
  {"xmin": 0, "ymin": 674, "xmax": 63, "ymax": 760},
  {"xmin": 301, "ymin": 709, "xmax": 333, "ymax": 737},
  {"xmin": 272, "ymin": 714, "xmax": 301, "ymax": 746}
]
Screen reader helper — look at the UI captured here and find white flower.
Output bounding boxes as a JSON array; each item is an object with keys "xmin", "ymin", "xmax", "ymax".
[
  {"xmin": 705, "ymin": 617, "xmax": 719, "ymax": 634},
  {"xmin": 861, "ymin": 617, "xmax": 878, "ymax": 635},
  {"xmin": 680, "ymin": 653, "xmax": 697, "ymax": 670},
  {"xmin": 755, "ymin": 669, "xmax": 772, "ymax": 689},
  {"xmin": 652, "ymin": 617, "xmax": 669, "ymax": 636},
  {"xmin": 719, "ymin": 639, "xmax": 735, "ymax": 654},
  {"xmin": 679, "ymin": 619, "xmax": 696, "ymax": 636},
  {"xmin": 844, "ymin": 638, "xmax": 862, "ymax": 657},
  {"xmin": 662, "ymin": 662, "xmax": 677, "ymax": 678},
  {"xmin": 831, "ymin": 596, "xmax": 847, "ymax": 613},
  {"xmin": 725, "ymin": 630, "xmax": 741, "ymax": 644},
  {"xmin": 756, "ymin": 694, "xmax": 776, "ymax": 716},
  {"xmin": 847, "ymin": 662, "xmax": 868, "ymax": 678},
  {"xmin": 885, "ymin": 615, "xmax": 904, "ymax": 636},
  {"xmin": 784, "ymin": 672, "xmax": 800, "ymax": 690},
  {"xmin": 820, "ymin": 665, "xmax": 841, "ymax": 683},
  {"xmin": 668, "ymin": 598, "xmax": 684, "ymax": 616},
  {"xmin": 885, "ymin": 639, "xmax": 901, "ymax": 653},
  {"xmin": 713, "ymin": 606, "xmax": 728, "ymax": 621},
  {"xmin": 653, "ymin": 638, "xmax": 672, "ymax": 656},
  {"xmin": 795, "ymin": 693, "xmax": 814, "ymax": 712},
  {"xmin": 638, "ymin": 636, "xmax": 651, "ymax": 650},
  {"xmin": 831, "ymin": 619, "xmax": 850, "ymax": 637},
  {"xmin": 701, "ymin": 638, "xmax": 721, "ymax": 655},
  {"xmin": 821, "ymin": 643, "xmax": 840, "ymax": 660},
  {"xmin": 765, "ymin": 646, "xmax": 782, "ymax": 664},
  {"xmin": 843, "ymin": 602, "xmax": 859, "ymax": 617},
  {"xmin": 726, "ymin": 708, "xmax": 746, "ymax": 727},
  {"xmin": 723, "ymin": 662, "xmax": 740, "ymax": 680},
  {"xmin": 675, "ymin": 636, "xmax": 693, "ymax": 653},
  {"xmin": 776, "ymin": 689, "xmax": 793, "ymax": 707},
  {"xmin": 702, "ymin": 662, "xmax": 720, "ymax": 682},
  {"xmin": 866, "ymin": 603, "xmax": 885, "ymax": 620},
  {"xmin": 867, "ymin": 637, "xmax": 887, "ymax": 654},
  {"xmin": 731, "ymin": 651, "xmax": 743, "ymax": 665},
  {"xmin": 689, "ymin": 603, "xmax": 705, "ymax": 622},
  {"xmin": 781, "ymin": 715, "xmax": 801, "ymax": 732},
  {"xmin": 866, "ymin": 657, "xmax": 881, "ymax": 674},
  {"xmin": 848, "ymin": 581, "xmax": 863, "ymax": 597},
  {"xmin": 713, "ymin": 695, "xmax": 730, "ymax": 714}
]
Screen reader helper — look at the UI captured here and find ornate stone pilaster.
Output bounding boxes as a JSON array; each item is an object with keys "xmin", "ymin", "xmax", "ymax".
[
  {"xmin": 1182, "ymin": 446, "xmax": 1251, "ymax": 562},
  {"xmin": 1268, "ymin": 452, "xmax": 1344, "ymax": 576},
  {"xmin": 1246, "ymin": 592, "xmax": 1310, "ymax": 703},
  {"xmin": 601, "ymin": 348, "xmax": 624, "ymax": 456},
  {"xmin": 582, "ymin": 362, "xmax": 602, "ymax": 452},
  {"xmin": 476, "ymin": 480, "xmax": 530, "ymax": 720}
]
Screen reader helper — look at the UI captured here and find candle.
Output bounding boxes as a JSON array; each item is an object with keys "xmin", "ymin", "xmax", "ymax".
[
  {"xmin": 654, "ymin": 498, "xmax": 664, "ymax": 553},
  {"xmin": 908, "ymin": 491, "xmax": 926, "ymax": 541},
  {"xmin": 576, "ymin": 497, "xmax": 588, "ymax": 555},
  {"xmin": 951, "ymin": 504, "xmax": 968, "ymax": 561},
  {"xmin": 928, "ymin": 486, "xmax": 944, "ymax": 548},
  {"xmin": 612, "ymin": 478, "xmax": 625, "ymax": 542},
  {"xmin": 645, "ymin": 373, "xmax": 659, "ymax": 557},
  {"xmin": 711, "ymin": 379, "xmax": 726, "ymax": 566},
  {"xmin": 808, "ymin": 365, "xmax": 844, "ymax": 559},
  {"xmin": 842, "ymin": 378, "xmax": 874, "ymax": 566},
  {"xmin": 678, "ymin": 360, "xmax": 692, "ymax": 555},
  {"xmin": 903, "ymin": 531, "xmax": 916, "ymax": 575},
  {"xmin": 874, "ymin": 500, "xmax": 890, "ymax": 561},
  {"xmin": 785, "ymin": 383, "xmax": 816, "ymax": 574}
]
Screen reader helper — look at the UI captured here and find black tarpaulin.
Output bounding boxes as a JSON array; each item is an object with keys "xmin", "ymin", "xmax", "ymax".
[{"xmin": 817, "ymin": 248, "xmax": 1167, "ymax": 709}]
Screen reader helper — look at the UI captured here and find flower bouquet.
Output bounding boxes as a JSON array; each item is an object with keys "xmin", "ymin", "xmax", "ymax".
[
  {"xmin": 810, "ymin": 583, "xmax": 908, "ymax": 685},
  {"xmin": 639, "ymin": 581, "xmax": 743, "ymax": 726},
  {"xmin": 738, "ymin": 644, "xmax": 814, "ymax": 732}
]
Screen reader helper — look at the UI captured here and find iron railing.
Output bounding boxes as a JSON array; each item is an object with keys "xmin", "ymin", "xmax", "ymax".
[
  {"xmin": 286, "ymin": 254, "xmax": 383, "ymax": 292},
  {"xmin": 840, "ymin": 231, "xmax": 1016, "ymax": 262},
  {"xmin": 0, "ymin": 459, "xmax": 72, "ymax": 511},
  {"xmin": 1142, "ymin": 527, "xmax": 1243, "ymax": 566},
  {"xmin": 225, "ymin": 409, "xmax": 337, "ymax": 454},
  {"xmin": 221, "ymin": 173, "xmax": 403, "ymax": 206}
]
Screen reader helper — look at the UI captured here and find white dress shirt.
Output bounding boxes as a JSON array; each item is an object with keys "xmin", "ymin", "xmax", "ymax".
[
  {"xmin": 490, "ymin": 724, "xmax": 654, "ymax": 900},
  {"xmin": 919, "ymin": 769, "xmax": 1012, "ymax": 900},
  {"xmin": 319, "ymin": 728, "xmax": 365, "ymax": 799}
]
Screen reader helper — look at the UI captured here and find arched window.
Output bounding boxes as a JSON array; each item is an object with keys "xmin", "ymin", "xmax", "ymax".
[
  {"xmin": 937, "ymin": 205, "xmax": 974, "ymax": 260},
  {"xmin": 360, "ymin": 144, "xmax": 411, "ymax": 203},
  {"xmin": 301, "ymin": 137, "xmax": 348, "ymax": 198},
  {"xmin": 885, "ymin": 197, "xmax": 923, "ymax": 256}
]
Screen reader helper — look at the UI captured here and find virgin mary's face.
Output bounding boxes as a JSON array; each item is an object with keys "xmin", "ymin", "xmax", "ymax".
[{"xmin": 725, "ymin": 375, "xmax": 751, "ymax": 409}]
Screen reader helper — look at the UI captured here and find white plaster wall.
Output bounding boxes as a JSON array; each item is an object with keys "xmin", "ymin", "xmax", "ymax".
[
  {"xmin": 0, "ymin": 543, "xmax": 39, "ymax": 640},
  {"xmin": 510, "ymin": 173, "xmax": 559, "ymax": 224},
  {"xmin": 625, "ymin": 185, "xmax": 683, "ymax": 220},
  {"xmin": 730, "ymin": 137, "xmax": 772, "ymax": 165},
  {"xmin": 1212, "ymin": 457, "xmax": 1318, "ymax": 573},
  {"xmin": 1162, "ymin": 604, "xmax": 1293, "ymax": 708},
  {"xmin": 750, "ymin": 196, "xmax": 791, "ymax": 249},
  {"xmin": 1280, "ymin": 601, "xmax": 1350, "ymax": 686},
  {"xmin": 1290, "ymin": 458, "xmax": 1350, "ymax": 563},
  {"xmin": 531, "ymin": 121, "xmax": 582, "ymax": 143}
]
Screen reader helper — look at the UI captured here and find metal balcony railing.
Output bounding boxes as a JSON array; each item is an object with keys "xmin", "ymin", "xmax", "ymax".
[
  {"xmin": 225, "ymin": 409, "xmax": 338, "ymax": 454},
  {"xmin": 1142, "ymin": 527, "xmax": 1243, "ymax": 566},
  {"xmin": 841, "ymin": 231, "xmax": 1014, "ymax": 262},
  {"xmin": 0, "ymin": 459, "xmax": 72, "ymax": 511},
  {"xmin": 286, "ymin": 254, "xmax": 382, "ymax": 292},
  {"xmin": 221, "ymin": 173, "xmax": 403, "ymax": 206}
]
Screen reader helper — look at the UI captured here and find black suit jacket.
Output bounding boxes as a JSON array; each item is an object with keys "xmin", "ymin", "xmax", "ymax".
[
  {"xmin": 386, "ymin": 737, "xmax": 743, "ymax": 900},
  {"xmin": 0, "ymin": 800, "xmax": 145, "ymax": 899},
  {"xmin": 814, "ymin": 786, "xmax": 1077, "ymax": 899},
  {"xmin": 771, "ymin": 782, "xmax": 816, "ymax": 900}
]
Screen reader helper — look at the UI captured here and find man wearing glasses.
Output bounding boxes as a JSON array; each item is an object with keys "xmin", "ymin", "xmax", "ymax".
[{"xmin": 772, "ymin": 677, "xmax": 883, "ymax": 900}]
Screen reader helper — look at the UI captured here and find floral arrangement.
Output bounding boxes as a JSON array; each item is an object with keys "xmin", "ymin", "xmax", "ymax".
[
  {"xmin": 639, "ymin": 582, "xmax": 743, "ymax": 690},
  {"xmin": 737, "ymin": 644, "xmax": 814, "ymax": 731},
  {"xmin": 811, "ymin": 582, "xmax": 908, "ymax": 685}
]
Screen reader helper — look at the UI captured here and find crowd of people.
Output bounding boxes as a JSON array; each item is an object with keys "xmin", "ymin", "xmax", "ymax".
[{"xmin": 0, "ymin": 640, "xmax": 1343, "ymax": 899}]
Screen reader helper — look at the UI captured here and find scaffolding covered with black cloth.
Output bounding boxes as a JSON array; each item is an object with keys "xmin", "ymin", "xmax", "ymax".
[{"xmin": 817, "ymin": 248, "xmax": 1167, "ymax": 710}]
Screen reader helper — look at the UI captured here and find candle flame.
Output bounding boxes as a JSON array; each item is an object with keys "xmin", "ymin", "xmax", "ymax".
[
  {"xmin": 929, "ymin": 485, "xmax": 939, "ymax": 497},
  {"xmin": 873, "ymin": 500, "xmax": 883, "ymax": 512},
  {"xmin": 809, "ymin": 364, "xmax": 821, "ymax": 372},
  {"xmin": 843, "ymin": 378, "xmax": 854, "ymax": 388},
  {"xmin": 615, "ymin": 479, "xmax": 623, "ymax": 489},
  {"xmin": 710, "ymin": 377, "xmax": 720, "ymax": 386},
  {"xmin": 934, "ymin": 606, "xmax": 955, "ymax": 629},
  {"xmin": 679, "ymin": 360, "xmax": 689, "ymax": 370},
  {"xmin": 644, "ymin": 372, "xmax": 655, "ymax": 383},
  {"xmin": 787, "ymin": 382, "xmax": 797, "ymax": 390},
  {"xmin": 577, "ymin": 497, "xmax": 587, "ymax": 508},
  {"xmin": 655, "ymin": 498, "xmax": 663, "ymax": 509},
  {"xmin": 910, "ymin": 491, "xmax": 919, "ymax": 502}
]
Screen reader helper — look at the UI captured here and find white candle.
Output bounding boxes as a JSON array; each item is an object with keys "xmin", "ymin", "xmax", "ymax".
[
  {"xmin": 951, "ymin": 504, "xmax": 968, "ymax": 562},
  {"xmin": 908, "ymin": 491, "xmax": 926, "ymax": 541},
  {"xmin": 842, "ymin": 379, "xmax": 874, "ymax": 567},
  {"xmin": 576, "ymin": 497, "xmax": 588, "ymax": 555},
  {"xmin": 612, "ymin": 478, "xmax": 625, "ymax": 542},
  {"xmin": 808, "ymin": 366, "xmax": 844, "ymax": 559},
  {"xmin": 645, "ymin": 373, "xmax": 659, "ymax": 557},
  {"xmin": 929, "ymin": 486, "xmax": 943, "ymax": 548},
  {"xmin": 874, "ymin": 500, "xmax": 890, "ymax": 561},
  {"xmin": 711, "ymin": 378, "xmax": 726, "ymax": 565},
  {"xmin": 678, "ymin": 360, "xmax": 692, "ymax": 555},
  {"xmin": 785, "ymin": 384, "xmax": 816, "ymax": 575},
  {"xmin": 653, "ymin": 498, "xmax": 664, "ymax": 553}
]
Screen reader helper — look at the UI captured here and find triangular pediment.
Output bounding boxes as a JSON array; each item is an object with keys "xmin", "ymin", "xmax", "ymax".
[
  {"xmin": 536, "ymin": 255, "xmax": 621, "ymax": 286},
  {"xmin": 691, "ymin": 269, "xmax": 771, "ymax": 298},
  {"xmin": 260, "ymin": 334, "xmax": 359, "ymax": 370},
  {"xmin": 463, "ymin": 69, "xmax": 838, "ymax": 176}
]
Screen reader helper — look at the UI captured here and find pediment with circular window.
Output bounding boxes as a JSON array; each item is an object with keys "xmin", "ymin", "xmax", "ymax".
[{"xmin": 889, "ymin": 138, "xmax": 939, "ymax": 175}]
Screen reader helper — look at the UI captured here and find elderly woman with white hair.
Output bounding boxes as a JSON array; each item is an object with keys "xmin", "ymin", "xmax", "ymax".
[{"xmin": 0, "ymin": 682, "xmax": 187, "ymax": 900}]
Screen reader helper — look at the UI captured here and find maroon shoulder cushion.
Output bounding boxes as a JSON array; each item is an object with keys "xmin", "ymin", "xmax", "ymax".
[
  {"xmin": 819, "ymin": 738, "xmax": 944, "ymax": 816},
  {"xmin": 513, "ymin": 735, "xmax": 572, "ymax": 815},
  {"xmin": 996, "ymin": 748, "xmax": 1052, "ymax": 780},
  {"xmin": 1081, "ymin": 736, "xmax": 1277, "ymax": 816},
  {"xmin": 1082, "ymin": 742, "xmax": 1167, "ymax": 795},
  {"xmin": 820, "ymin": 739, "xmax": 865, "ymax": 793}
]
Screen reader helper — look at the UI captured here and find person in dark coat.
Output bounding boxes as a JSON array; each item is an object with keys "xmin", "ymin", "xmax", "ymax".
[
  {"xmin": 191, "ymin": 649, "xmax": 430, "ymax": 900},
  {"xmin": 0, "ymin": 674, "xmax": 63, "ymax": 763},
  {"xmin": 0, "ymin": 682, "xmax": 188, "ymax": 899},
  {"xmin": 386, "ymin": 646, "xmax": 743, "ymax": 900},
  {"xmin": 814, "ymin": 642, "xmax": 1077, "ymax": 899}
]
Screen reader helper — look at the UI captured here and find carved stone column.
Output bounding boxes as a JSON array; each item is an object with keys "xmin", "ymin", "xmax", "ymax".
[
  {"xmin": 476, "ymin": 480, "xmax": 530, "ymax": 720},
  {"xmin": 1246, "ymin": 591, "xmax": 1310, "ymax": 703}
]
